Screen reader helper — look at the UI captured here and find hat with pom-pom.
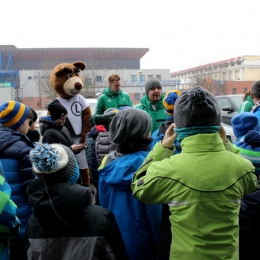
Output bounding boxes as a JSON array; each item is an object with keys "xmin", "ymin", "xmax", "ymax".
[
  {"xmin": 30, "ymin": 143, "xmax": 79, "ymax": 183},
  {"xmin": 163, "ymin": 90, "xmax": 182, "ymax": 116},
  {"xmin": 174, "ymin": 86, "xmax": 221, "ymax": 128}
]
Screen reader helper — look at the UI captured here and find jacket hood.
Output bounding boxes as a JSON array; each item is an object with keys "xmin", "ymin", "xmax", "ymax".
[
  {"xmin": 102, "ymin": 87, "xmax": 122, "ymax": 97},
  {"xmin": 140, "ymin": 94, "xmax": 164, "ymax": 110},
  {"xmin": 27, "ymin": 180, "xmax": 93, "ymax": 233},
  {"xmin": 39, "ymin": 116, "xmax": 62, "ymax": 136},
  {"xmin": 99, "ymin": 151, "xmax": 148, "ymax": 190},
  {"xmin": 0, "ymin": 126, "xmax": 33, "ymax": 152},
  {"xmin": 245, "ymin": 95, "xmax": 254, "ymax": 103}
]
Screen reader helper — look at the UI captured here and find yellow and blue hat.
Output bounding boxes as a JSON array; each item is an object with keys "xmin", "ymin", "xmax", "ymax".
[
  {"xmin": 0, "ymin": 101, "xmax": 30, "ymax": 130},
  {"xmin": 163, "ymin": 90, "xmax": 182, "ymax": 116}
]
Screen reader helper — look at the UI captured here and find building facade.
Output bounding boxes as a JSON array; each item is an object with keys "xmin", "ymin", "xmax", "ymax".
[
  {"xmin": 0, "ymin": 45, "xmax": 174, "ymax": 108},
  {"xmin": 170, "ymin": 55, "xmax": 260, "ymax": 95}
]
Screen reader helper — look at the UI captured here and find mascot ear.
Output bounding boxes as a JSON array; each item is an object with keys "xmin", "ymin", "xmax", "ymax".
[
  {"xmin": 73, "ymin": 61, "xmax": 86, "ymax": 71},
  {"xmin": 54, "ymin": 64, "xmax": 65, "ymax": 75}
]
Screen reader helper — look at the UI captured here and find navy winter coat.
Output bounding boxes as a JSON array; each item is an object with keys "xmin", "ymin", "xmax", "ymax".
[{"xmin": 0, "ymin": 126, "xmax": 35, "ymax": 237}]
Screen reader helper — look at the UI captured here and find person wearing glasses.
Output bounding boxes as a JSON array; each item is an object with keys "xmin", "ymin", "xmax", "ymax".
[{"xmin": 94, "ymin": 74, "xmax": 132, "ymax": 115}]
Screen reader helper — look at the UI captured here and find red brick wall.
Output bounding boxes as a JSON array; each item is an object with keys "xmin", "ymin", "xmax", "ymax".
[{"xmin": 224, "ymin": 81, "xmax": 255, "ymax": 95}]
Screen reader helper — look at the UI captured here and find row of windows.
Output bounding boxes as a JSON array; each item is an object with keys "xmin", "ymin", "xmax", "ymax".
[
  {"xmin": 232, "ymin": 88, "xmax": 248, "ymax": 94},
  {"xmin": 27, "ymin": 75, "xmax": 162, "ymax": 82},
  {"xmin": 28, "ymin": 76, "xmax": 49, "ymax": 80}
]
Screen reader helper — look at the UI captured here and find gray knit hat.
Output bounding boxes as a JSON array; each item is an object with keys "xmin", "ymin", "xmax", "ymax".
[
  {"xmin": 30, "ymin": 143, "xmax": 79, "ymax": 183},
  {"xmin": 174, "ymin": 86, "xmax": 221, "ymax": 128},
  {"xmin": 110, "ymin": 108, "xmax": 152, "ymax": 144},
  {"xmin": 145, "ymin": 77, "xmax": 161, "ymax": 95}
]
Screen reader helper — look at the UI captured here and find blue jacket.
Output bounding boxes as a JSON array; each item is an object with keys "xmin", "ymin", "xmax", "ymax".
[
  {"xmin": 98, "ymin": 151, "xmax": 162, "ymax": 260},
  {"xmin": 253, "ymin": 106, "xmax": 260, "ymax": 123},
  {"xmin": 0, "ymin": 126, "xmax": 35, "ymax": 238}
]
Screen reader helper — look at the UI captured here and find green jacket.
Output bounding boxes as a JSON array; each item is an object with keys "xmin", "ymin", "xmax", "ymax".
[
  {"xmin": 135, "ymin": 95, "xmax": 167, "ymax": 133},
  {"xmin": 132, "ymin": 134, "xmax": 257, "ymax": 260},
  {"xmin": 238, "ymin": 95, "xmax": 254, "ymax": 113},
  {"xmin": 95, "ymin": 88, "xmax": 132, "ymax": 115}
]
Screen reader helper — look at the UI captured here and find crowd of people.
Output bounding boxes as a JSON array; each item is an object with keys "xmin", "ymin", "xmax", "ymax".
[{"xmin": 0, "ymin": 75, "xmax": 260, "ymax": 259}]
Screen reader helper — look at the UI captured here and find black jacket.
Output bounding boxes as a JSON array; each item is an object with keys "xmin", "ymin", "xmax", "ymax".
[
  {"xmin": 239, "ymin": 185, "xmax": 260, "ymax": 260},
  {"xmin": 40, "ymin": 116, "xmax": 74, "ymax": 147},
  {"xmin": 26, "ymin": 179, "xmax": 129, "ymax": 260}
]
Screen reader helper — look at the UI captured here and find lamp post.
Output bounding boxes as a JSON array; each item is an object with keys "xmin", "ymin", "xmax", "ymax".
[{"xmin": 139, "ymin": 70, "xmax": 142, "ymax": 98}]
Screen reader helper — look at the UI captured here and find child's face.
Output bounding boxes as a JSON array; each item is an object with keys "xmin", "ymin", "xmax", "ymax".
[{"xmin": 16, "ymin": 118, "xmax": 30, "ymax": 135}]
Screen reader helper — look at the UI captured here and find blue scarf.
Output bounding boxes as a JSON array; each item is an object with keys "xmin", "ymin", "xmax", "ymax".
[{"xmin": 175, "ymin": 126, "xmax": 221, "ymax": 143}]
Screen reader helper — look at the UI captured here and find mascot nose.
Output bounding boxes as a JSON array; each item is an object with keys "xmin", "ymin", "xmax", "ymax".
[{"xmin": 74, "ymin": 82, "xmax": 82, "ymax": 90}]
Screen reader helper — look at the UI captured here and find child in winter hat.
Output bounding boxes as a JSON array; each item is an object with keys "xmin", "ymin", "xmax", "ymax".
[
  {"xmin": 110, "ymin": 107, "xmax": 152, "ymax": 145},
  {"xmin": 231, "ymin": 112, "xmax": 260, "ymax": 176},
  {"xmin": 48, "ymin": 100, "xmax": 68, "ymax": 121},
  {"xmin": 231, "ymin": 112, "xmax": 260, "ymax": 140},
  {"xmin": 93, "ymin": 108, "xmax": 119, "ymax": 131},
  {"xmin": 30, "ymin": 143, "xmax": 79, "ymax": 183},
  {"xmin": 0, "ymin": 101, "xmax": 31, "ymax": 130},
  {"xmin": 163, "ymin": 90, "xmax": 182, "ymax": 120},
  {"xmin": 174, "ymin": 86, "xmax": 221, "ymax": 142}
]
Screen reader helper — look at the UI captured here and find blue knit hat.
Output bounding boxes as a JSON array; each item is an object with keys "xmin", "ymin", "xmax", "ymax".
[
  {"xmin": 0, "ymin": 101, "xmax": 30, "ymax": 129},
  {"xmin": 163, "ymin": 90, "xmax": 182, "ymax": 116},
  {"xmin": 231, "ymin": 112, "xmax": 260, "ymax": 138},
  {"xmin": 30, "ymin": 143, "xmax": 79, "ymax": 183}
]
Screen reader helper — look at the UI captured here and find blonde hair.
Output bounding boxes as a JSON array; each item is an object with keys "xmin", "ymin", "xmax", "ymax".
[{"xmin": 243, "ymin": 90, "xmax": 251, "ymax": 102}]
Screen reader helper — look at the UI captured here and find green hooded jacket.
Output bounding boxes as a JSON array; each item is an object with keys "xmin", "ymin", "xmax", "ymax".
[
  {"xmin": 132, "ymin": 134, "xmax": 257, "ymax": 260},
  {"xmin": 135, "ymin": 95, "xmax": 167, "ymax": 133},
  {"xmin": 238, "ymin": 95, "xmax": 254, "ymax": 113},
  {"xmin": 95, "ymin": 88, "xmax": 132, "ymax": 115}
]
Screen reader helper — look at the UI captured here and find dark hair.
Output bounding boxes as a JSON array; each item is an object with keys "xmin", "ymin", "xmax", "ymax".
[
  {"xmin": 27, "ymin": 109, "xmax": 34, "ymax": 123},
  {"xmin": 29, "ymin": 107, "xmax": 37, "ymax": 126},
  {"xmin": 251, "ymin": 81, "xmax": 260, "ymax": 99}
]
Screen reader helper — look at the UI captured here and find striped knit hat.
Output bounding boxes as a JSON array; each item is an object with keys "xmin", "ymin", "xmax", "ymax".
[
  {"xmin": 233, "ymin": 130, "xmax": 260, "ymax": 175},
  {"xmin": 0, "ymin": 101, "xmax": 30, "ymax": 130},
  {"xmin": 163, "ymin": 90, "xmax": 182, "ymax": 116},
  {"xmin": 30, "ymin": 143, "xmax": 79, "ymax": 183}
]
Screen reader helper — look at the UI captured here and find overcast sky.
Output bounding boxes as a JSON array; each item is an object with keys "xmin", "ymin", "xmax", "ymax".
[{"xmin": 2, "ymin": 0, "xmax": 260, "ymax": 72}]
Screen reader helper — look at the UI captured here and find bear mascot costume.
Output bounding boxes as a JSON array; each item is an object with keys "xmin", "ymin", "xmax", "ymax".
[{"xmin": 49, "ymin": 61, "xmax": 91, "ymax": 186}]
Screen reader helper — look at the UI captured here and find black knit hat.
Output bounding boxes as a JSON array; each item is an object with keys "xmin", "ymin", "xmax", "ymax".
[
  {"xmin": 174, "ymin": 86, "xmax": 221, "ymax": 128},
  {"xmin": 48, "ymin": 100, "xmax": 67, "ymax": 120}
]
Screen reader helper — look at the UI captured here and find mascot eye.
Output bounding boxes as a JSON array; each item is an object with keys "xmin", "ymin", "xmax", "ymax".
[
  {"xmin": 68, "ymin": 73, "xmax": 73, "ymax": 77},
  {"xmin": 75, "ymin": 72, "xmax": 79, "ymax": 76}
]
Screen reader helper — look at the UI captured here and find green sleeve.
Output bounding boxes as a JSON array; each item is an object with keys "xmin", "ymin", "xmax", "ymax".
[
  {"xmin": 96, "ymin": 96, "xmax": 104, "ymax": 115},
  {"xmin": 131, "ymin": 142, "xmax": 174, "ymax": 204}
]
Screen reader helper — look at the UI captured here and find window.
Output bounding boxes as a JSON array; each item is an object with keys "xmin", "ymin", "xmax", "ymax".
[
  {"xmin": 243, "ymin": 88, "xmax": 247, "ymax": 93},
  {"xmin": 41, "ymin": 76, "xmax": 45, "ymax": 79},
  {"xmin": 228, "ymin": 71, "xmax": 233, "ymax": 81},
  {"xmin": 28, "ymin": 76, "xmax": 32, "ymax": 80},
  {"xmin": 140, "ymin": 75, "xmax": 145, "ymax": 81},
  {"xmin": 232, "ymin": 88, "xmax": 236, "ymax": 94},
  {"xmin": 131, "ymin": 75, "xmax": 137, "ymax": 82},
  {"xmin": 96, "ymin": 76, "xmax": 102, "ymax": 82},
  {"xmin": 134, "ymin": 93, "xmax": 141, "ymax": 101},
  {"xmin": 34, "ymin": 76, "xmax": 38, "ymax": 80},
  {"xmin": 156, "ymin": 75, "xmax": 161, "ymax": 80},
  {"xmin": 148, "ymin": 75, "xmax": 153, "ymax": 79}
]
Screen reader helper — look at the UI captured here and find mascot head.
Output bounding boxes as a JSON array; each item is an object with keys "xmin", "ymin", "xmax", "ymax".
[{"xmin": 50, "ymin": 61, "xmax": 86, "ymax": 98}]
